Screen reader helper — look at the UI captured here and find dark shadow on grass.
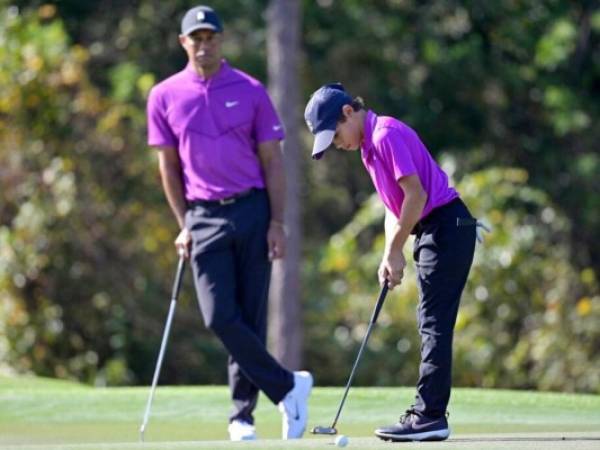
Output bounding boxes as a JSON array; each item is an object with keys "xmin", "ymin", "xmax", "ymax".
[{"xmin": 449, "ymin": 437, "xmax": 600, "ymax": 442}]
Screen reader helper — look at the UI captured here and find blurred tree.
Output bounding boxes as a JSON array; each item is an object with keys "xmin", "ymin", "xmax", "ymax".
[{"xmin": 266, "ymin": 0, "xmax": 304, "ymax": 370}]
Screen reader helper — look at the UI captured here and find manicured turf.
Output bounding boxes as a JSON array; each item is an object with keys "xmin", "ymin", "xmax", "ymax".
[{"xmin": 1, "ymin": 376, "xmax": 599, "ymax": 449}]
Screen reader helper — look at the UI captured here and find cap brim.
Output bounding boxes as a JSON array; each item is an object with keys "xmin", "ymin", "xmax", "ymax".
[
  {"xmin": 311, "ymin": 129, "xmax": 335, "ymax": 160},
  {"xmin": 183, "ymin": 23, "xmax": 220, "ymax": 35}
]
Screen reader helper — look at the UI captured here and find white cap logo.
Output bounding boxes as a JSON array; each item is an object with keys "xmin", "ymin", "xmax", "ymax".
[{"xmin": 196, "ymin": 11, "xmax": 205, "ymax": 21}]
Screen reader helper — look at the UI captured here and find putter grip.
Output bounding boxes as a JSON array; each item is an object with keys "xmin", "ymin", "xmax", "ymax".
[
  {"xmin": 372, "ymin": 282, "xmax": 389, "ymax": 324},
  {"xmin": 171, "ymin": 256, "xmax": 186, "ymax": 300}
]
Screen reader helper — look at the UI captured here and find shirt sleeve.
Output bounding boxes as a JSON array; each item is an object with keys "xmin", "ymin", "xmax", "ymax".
[
  {"xmin": 252, "ymin": 85, "xmax": 285, "ymax": 144},
  {"xmin": 147, "ymin": 87, "xmax": 178, "ymax": 149},
  {"xmin": 375, "ymin": 127, "xmax": 417, "ymax": 181}
]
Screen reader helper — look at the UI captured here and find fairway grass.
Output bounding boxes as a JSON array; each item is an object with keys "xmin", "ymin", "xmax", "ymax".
[{"xmin": 1, "ymin": 376, "xmax": 599, "ymax": 450}]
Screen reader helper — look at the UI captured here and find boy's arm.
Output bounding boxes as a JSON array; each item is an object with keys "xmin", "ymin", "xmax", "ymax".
[
  {"xmin": 385, "ymin": 174, "xmax": 427, "ymax": 255},
  {"xmin": 380, "ymin": 174, "xmax": 428, "ymax": 288}
]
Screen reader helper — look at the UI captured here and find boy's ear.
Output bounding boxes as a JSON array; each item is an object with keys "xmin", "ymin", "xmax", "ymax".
[{"xmin": 342, "ymin": 104, "xmax": 354, "ymax": 118}]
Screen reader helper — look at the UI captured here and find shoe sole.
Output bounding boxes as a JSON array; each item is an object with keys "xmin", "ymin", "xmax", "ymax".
[{"xmin": 375, "ymin": 428, "xmax": 450, "ymax": 442}]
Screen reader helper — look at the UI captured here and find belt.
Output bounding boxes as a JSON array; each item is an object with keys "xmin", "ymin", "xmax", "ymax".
[
  {"xmin": 411, "ymin": 198, "xmax": 477, "ymax": 235},
  {"xmin": 187, "ymin": 188, "xmax": 258, "ymax": 208}
]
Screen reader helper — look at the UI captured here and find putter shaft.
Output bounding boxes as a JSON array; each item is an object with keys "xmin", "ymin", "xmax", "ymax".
[
  {"xmin": 139, "ymin": 256, "xmax": 186, "ymax": 442},
  {"xmin": 328, "ymin": 283, "xmax": 389, "ymax": 431}
]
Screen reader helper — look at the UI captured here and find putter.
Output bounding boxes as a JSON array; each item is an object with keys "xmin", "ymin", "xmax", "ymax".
[
  {"xmin": 139, "ymin": 253, "xmax": 186, "ymax": 442},
  {"xmin": 312, "ymin": 282, "xmax": 389, "ymax": 435}
]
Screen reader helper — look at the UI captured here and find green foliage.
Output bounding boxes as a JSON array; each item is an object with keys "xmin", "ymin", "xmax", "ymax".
[
  {"xmin": 301, "ymin": 0, "xmax": 599, "ymax": 271},
  {"xmin": 304, "ymin": 167, "xmax": 600, "ymax": 393},
  {"xmin": 1, "ymin": 1, "xmax": 598, "ymax": 393},
  {"xmin": 0, "ymin": 6, "xmax": 220, "ymax": 386}
]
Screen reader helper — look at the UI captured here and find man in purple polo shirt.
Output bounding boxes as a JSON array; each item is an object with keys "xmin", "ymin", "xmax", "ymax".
[
  {"xmin": 304, "ymin": 83, "xmax": 477, "ymax": 442},
  {"xmin": 147, "ymin": 5, "xmax": 312, "ymax": 441}
]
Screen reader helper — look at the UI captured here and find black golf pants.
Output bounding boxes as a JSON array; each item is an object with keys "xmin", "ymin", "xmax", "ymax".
[
  {"xmin": 185, "ymin": 189, "xmax": 294, "ymax": 425},
  {"xmin": 411, "ymin": 198, "xmax": 476, "ymax": 419}
]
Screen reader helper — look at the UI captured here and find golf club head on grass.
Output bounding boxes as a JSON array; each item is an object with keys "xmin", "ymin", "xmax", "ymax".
[
  {"xmin": 311, "ymin": 283, "xmax": 389, "ymax": 437},
  {"xmin": 311, "ymin": 425, "xmax": 337, "ymax": 435}
]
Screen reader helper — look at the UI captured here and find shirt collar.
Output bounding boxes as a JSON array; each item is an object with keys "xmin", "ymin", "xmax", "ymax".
[
  {"xmin": 360, "ymin": 110, "xmax": 377, "ymax": 160},
  {"xmin": 184, "ymin": 59, "xmax": 231, "ymax": 84}
]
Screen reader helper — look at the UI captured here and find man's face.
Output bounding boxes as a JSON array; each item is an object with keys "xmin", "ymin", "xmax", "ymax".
[
  {"xmin": 333, "ymin": 106, "xmax": 362, "ymax": 152},
  {"xmin": 179, "ymin": 29, "xmax": 222, "ymax": 72}
]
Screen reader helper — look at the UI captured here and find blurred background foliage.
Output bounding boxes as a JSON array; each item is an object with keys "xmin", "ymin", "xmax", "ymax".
[
  {"xmin": 0, "ymin": 0, "xmax": 598, "ymax": 393},
  {"xmin": 306, "ymin": 166, "xmax": 599, "ymax": 392}
]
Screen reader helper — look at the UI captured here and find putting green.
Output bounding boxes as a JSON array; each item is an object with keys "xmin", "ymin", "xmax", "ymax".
[{"xmin": 1, "ymin": 376, "xmax": 599, "ymax": 449}]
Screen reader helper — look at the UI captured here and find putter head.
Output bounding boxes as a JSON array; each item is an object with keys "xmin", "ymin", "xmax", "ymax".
[{"xmin": 311, "ymin": 425, "xmax": 337, "ymax": 435}]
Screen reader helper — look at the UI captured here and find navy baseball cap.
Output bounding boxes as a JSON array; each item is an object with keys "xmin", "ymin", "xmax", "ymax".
[
  {"xmin": 181, "ymin": 5, "xmax": 223, "ymax": 35},
  {"xmin": 304, "ymin": 83, "xmax": 353, "ymax": 160}
]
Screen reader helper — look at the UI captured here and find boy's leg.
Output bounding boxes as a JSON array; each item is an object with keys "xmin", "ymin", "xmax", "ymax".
[
  {"xmin": 412, "ymin": 217, "xmax": 475, "ymax": 417},
  {"xmin": 375, "ymin": 200, "xmax": 475, "ymax": 442}
]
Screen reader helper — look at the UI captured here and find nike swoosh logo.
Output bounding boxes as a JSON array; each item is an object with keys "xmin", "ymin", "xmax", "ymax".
[
  {"xmin": 273, "ymin": 125, "xmax": 282, "ymax": 131},
  {"xmin": 411, "ymin": 420, "xmax": 441, "ymax": 431},
  {"xmin": 293, "ymin": 400, "xmax": 300, "ymax": 420},
  {"xmin": 225, "ymin": 101, "xmax": 239, "ymax": 108}
]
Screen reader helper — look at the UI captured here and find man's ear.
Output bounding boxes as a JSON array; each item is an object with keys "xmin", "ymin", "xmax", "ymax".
[{"xmin": 179, "ymin": 34, "xmax": 187, "ymax": 48}]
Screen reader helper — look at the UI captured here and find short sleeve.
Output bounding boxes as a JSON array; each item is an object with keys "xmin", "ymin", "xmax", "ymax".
[
  {"xmin": 375, "ymin": 128, "xmax": 416, "ymax": 181},
  {"xmin": 252, "ymin": 85, "xmax": 285, "ymax": 143},
  {"xmin": 147, "ymin": 88, "xmax": 178, "ymax": 149}
]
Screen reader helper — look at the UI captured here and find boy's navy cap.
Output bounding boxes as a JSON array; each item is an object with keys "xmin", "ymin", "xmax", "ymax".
[
  {"xmin": 181, "ymin": 6, "xmax": 223, "ymax": 35},
  {"xmin": 304, "ymin": 83, "xmax": 353, "ymax": 160}
]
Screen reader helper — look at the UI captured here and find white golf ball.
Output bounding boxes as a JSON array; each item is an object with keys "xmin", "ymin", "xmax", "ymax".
[{"xmin": 334, "ymin": 434, "xmax": 349, "ymax": 447}]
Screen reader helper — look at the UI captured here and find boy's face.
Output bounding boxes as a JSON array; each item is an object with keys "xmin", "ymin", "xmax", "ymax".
[{"xmin": 333, "ymin": 105, "xmax": 362, "ymax": 152}]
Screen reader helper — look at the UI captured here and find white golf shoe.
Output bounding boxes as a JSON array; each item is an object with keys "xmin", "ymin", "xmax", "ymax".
[
  {"xmin": 278, "ymin": 371, "xmax": 313, "ymax": 439},
  {"xmin": 228, "ymin": 419, "xmax": 257, "ymax": 441}
]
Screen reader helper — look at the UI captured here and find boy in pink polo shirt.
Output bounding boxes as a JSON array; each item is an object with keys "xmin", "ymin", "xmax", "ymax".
[{"xmin": 305, "ymin": 83, "xmax": 477, "ymax": 442}]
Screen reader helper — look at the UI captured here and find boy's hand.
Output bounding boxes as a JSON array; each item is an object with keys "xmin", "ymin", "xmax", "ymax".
[{"xmin": 378, "ymin": 251, "xmax": 406, "ymax": 290}]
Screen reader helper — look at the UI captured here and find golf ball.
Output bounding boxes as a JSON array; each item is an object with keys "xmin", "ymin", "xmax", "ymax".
[{"xmin": 334, "ymin": 434, "xmax": 349, "ymax": 447}]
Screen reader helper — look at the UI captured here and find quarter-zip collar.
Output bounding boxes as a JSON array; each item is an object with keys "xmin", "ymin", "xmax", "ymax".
[{"xmin": 184, "ymin": 59, "xmax": 232, "ymax": 86}]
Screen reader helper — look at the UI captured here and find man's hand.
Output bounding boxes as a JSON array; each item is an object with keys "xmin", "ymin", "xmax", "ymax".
[
  {"xmin": 378, "ymin": 250, "xmax": 406, "ymax": 290},
  {"xmin": 174, "ymin": 227, "xmax": 192, "ymax": 259},
  {"xmin": 267, "ymin": 221, "xmax": 286, "ymax": 260}
]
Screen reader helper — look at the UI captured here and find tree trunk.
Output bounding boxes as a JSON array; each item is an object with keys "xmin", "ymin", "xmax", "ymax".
[{"xmin": 266, "ymin": 0, "xmax": 303, "ymax": 370}]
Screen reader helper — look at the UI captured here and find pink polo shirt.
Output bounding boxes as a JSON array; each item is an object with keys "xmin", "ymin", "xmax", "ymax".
[
  {"xmin": 147, "ymin": 60, "xmax": 285, "ymax": 201},
  {"xmin": 360, "ymin": 110, "xmax": 458, "ymax": 220}
]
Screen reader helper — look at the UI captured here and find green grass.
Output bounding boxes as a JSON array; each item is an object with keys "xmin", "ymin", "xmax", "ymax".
[{"xmin": 1, "ymin": 376, "xmax": 599, "ymax": 450}]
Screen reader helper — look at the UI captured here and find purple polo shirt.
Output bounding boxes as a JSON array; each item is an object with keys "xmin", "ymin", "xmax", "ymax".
[
  {"xmin": 147, "ymin": 60, "xmax": 285, "ymax": 201},
  {"xmin": 360, "ymin": 110, "xmax": 458, "ymax": 220}
]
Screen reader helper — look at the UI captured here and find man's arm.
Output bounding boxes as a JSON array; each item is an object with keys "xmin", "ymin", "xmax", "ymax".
[
  {"xmin": 257, "ymin": 139, "xmax": 286, "ymax": 259},
  {"xmin": 156, "ymin": 146, "xmax": 190, "ymax": 256}
]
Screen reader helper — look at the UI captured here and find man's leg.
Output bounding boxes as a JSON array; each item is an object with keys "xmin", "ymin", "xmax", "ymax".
[
  {"xmin": 186, "ymin": 206, "xmax": 293, "ymax": 406},
  {"xmin": 227, "ymin": 190, "xmax": 312, "ymax": 440},
  {"xmin": 227, "ymin": 193, "xmax": 272, "ymax": 424}
]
